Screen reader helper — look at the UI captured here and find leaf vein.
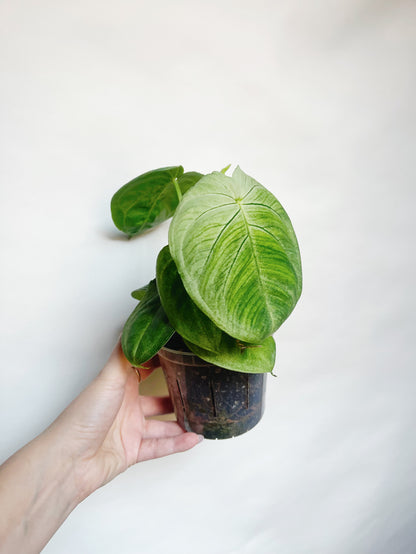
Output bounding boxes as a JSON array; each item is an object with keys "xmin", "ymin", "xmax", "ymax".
[
  {"xmin": 192, "ymin": 202, "xmax": 236, "ymax": 223},
  {"xmin": 199, "ymin": 192, "xmax": 235, "ymax": 200},
  {"xmin": 242, "ymin": 184, "xmax": 262, "ymax": 200},
  {"xmin": 134, "ymin": 180, "xmax": 173, "ymax": 231},
  {"xmin": 248, "ymin": 224, "xmax": 299, "ymax": 289},
  {"xmin": 238, "ymin": 205, "xmax": 272, "ymax": 321},
  {"xmin": 201, "ymin": 209, "xmax": 240, "ymax": 272},
  {"xmin": 241, "ymin": 202, "xmax": 285, "ymax": 223},
  {"xmin": 118, "ymin": 175, "xmax": 159, "ymax": 222},
  {"xmin": 222, "ymin": 236, "xmax": 249, "ymax": 294}
]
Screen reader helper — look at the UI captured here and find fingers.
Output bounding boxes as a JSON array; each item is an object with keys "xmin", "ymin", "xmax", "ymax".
[
  {"xmin": 143, "ymin": 420, "xmax": 184, "ymax": 439},
  {"xmin": 141, "ymin": 395, "xmax": 173, "ymax": 417},
  {"xmin": 138, "ymin": 432, "xmax": 204, "ymax": 462}
]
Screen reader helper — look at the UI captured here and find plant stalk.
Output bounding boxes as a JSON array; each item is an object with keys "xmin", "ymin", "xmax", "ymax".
[{"xmin": 173, "ymin": 177, "xmax": 182, "ymax": 203}]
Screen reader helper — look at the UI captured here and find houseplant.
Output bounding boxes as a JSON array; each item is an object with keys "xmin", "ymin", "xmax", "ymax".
[{"xmin": 111, "ymin": 165, "xmax": 302, "ymax": 438}]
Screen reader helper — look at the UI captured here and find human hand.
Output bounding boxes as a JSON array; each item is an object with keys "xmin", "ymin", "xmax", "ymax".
[
  {"xmin": 0, "ymin": 341, "xmax": 202, "ymax": 554},
  {"xmin": 49, "ymin": 340, "xmax": 203, "ymax": 501}
]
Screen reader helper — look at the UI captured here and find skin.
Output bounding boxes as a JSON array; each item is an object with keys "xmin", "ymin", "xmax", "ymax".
[{"xmin": 0, "ymin": 341, "xmax": 202, "ymax": 554}]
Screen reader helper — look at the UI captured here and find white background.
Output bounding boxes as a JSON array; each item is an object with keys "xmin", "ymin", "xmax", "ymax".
[{"xmin": 1, "ymin": 1, "xmax": 415, "ymax": 553}]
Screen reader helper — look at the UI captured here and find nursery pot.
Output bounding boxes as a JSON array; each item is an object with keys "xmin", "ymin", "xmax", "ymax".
[{"xmin": 158, "ymin": 336, "xmax": 267, "ymax": 440}]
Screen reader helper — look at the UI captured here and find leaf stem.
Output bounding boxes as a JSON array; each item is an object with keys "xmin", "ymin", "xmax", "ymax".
[{"xmin": 173, "ymin": 177, "xmax": 182, "ymax": 203}]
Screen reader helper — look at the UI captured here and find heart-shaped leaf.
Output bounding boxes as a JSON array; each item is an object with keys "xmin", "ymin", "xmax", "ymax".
[
  {"xmin": 111, "ymin": 167, "xmax": 203, "ymax": 237},
  {"xmin": 121, "ymin": 279, "xmax": 174, "ymax": 366},
  {"xmin": 169, "ymin": 166, "xmax": 302, "ymax": 343}
]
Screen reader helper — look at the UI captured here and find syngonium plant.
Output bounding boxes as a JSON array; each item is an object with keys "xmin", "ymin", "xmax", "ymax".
[{"xmin": 111, "ymin": 165, "xmax": 302, "ymax": 374}]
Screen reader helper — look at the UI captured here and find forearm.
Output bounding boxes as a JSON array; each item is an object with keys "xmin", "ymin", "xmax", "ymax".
[{"xmin": 0, "ymin": 427, "xmax": 80, "ymax": 554}]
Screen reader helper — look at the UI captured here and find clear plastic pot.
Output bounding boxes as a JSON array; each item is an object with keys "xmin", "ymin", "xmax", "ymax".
[{"xmin": 158, "ymin": 337, "xmax": 267, "ymax": 440}]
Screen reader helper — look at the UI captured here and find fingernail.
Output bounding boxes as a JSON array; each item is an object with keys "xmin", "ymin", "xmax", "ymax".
[{"xmin": 197, "ymin": 434, "xmax": 204, "ymax": 443}]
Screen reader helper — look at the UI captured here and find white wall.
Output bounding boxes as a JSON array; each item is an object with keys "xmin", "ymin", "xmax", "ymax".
[{"xmin": 1, "ymin": 1, "xmax": 415, "ymax": 552}]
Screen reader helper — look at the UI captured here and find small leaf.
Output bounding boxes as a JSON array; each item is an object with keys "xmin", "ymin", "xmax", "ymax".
[
  {"xmin": 121, "ymin": 279, "xmax": 174, "ymax": 366},
  {"xmin": 169, "ymin": 166, "xmax": 302, "ymax": 343},
  {"xmin": 220, "ymin": 164, "xmax": 231, "ymax": 174},
  {"xmin": 111, "ymin": 166, "xmax": 184, "ymax": 237},
  {"xmin": 131, "ymin": 284, "xmax": 148, "ymax": 301},
  {"xmin": 184, "ymin": 335, "xmax": 276, "ymax": 374},
  {"xmin": 156, "ymin": 245, "xmax": 222, "ymax": 352},
  {"xmin": 178, "ymin": 171, "xmax": 203, "ymax": 194}
]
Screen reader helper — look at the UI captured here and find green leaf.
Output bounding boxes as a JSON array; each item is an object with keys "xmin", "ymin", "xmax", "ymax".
[
  {"xmin": 156, "ymin": 245, "xmax": 223, "ymax": 352},
  {"xmin": 184, "ymin": 335, "xmax": 276, "ymax": 374},
  {"xmin": 156, "ymin": 245, "xmax": 275, "ymax": 373},
  {"xmin": 111, "ymin": 166, "xmax": 185, "ymax": 237},
  {"xmin": 178, "ymin": 171, "xmax": 203, "ymax": 194},
  {"xmin": 220, "ymin": 164, "xmax": 231, "ymax": 174},
  {"xmin": 169, "ymin": 166, "xmax": 302, "ymax": 343},
  {"xmin": 121, "ymin": 279, "xmax": 174, "ymax": 366},
  {"xmin": 131, "ymin": 284, "xmax": 148, "ymax": 301}
]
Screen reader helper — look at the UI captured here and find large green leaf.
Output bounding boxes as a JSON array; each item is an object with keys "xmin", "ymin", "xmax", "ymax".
[
  {"xmin": 111, "ymin": 167, "xmax": 203, "ymax": 237},
  {"xmin": 121, "ymin": 279, "xmax": 174, "ymax": 366},
  {"xmin": 156, "ymin": 245, "xmax": 223, "ymax": 352},
  {"xmin": 184, "ymin": 335, "xmax": 276, "ymax": 374},
  {"xmin": 156, "ymin": 245, "xmax": 276, "ymax": 373},
  {"xmin": 169, "ymin": 166, "xmax": 302, "ymax": 343}
]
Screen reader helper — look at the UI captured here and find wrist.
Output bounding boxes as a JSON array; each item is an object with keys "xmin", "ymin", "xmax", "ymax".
[
  {"xmin": 44, "ymin": 427, "xmax": 82, "ymax": 502},
  {"xmin": 40, "ymin": 425, "xmax": 86, "ymax": 508}
]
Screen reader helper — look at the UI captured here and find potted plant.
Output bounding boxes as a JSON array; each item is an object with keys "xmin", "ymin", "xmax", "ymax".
[{"xmin": 110, "ymin": 165, "xmax": 302, "ymax": 439}]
